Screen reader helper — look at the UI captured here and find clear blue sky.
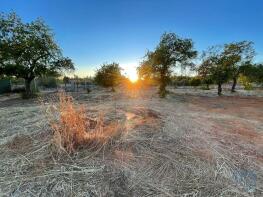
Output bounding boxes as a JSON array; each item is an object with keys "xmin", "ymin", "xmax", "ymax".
[{"xmin": 1, "ymin": 0, "xmax": 263, "ymax": 77}]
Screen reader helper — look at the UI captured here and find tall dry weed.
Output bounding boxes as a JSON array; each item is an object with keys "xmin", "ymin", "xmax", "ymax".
[{"xmin": 48, "ymin": 92, "xmax": 121, "ymax": 153}]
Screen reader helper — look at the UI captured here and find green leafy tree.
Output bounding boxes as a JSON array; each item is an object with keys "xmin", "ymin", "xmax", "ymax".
[
  {"xmin": 223, "ymin": 41, "xmax": 255, "ymax": 92},
  {"xmin": 0, "ymin": 12, "xmax": 74, "ymax": 97},
  {"xmin": 241, "ymin": 63, "xmax": 263, "ymax": 85},
  {"xmin": 199, "ymin": 46, "xmax": 232, "ymax": 95},
  {"xmin": 253, "ymin": 64, "xmax": 263, "ymax": 84},
  {"xmin": 94, "ymin": 62, "xmax": 122, "ymax": 91},
  {"xmin": 144, "ymin": 33, "xmax": 197, "ymax": 97},
  {"xmin": 190, "ymin": 77, "xmax": 201, "ymax": 87},
  {"xmin": 63, "ymin": 76, "xmax": 70, "ymax": 88}
]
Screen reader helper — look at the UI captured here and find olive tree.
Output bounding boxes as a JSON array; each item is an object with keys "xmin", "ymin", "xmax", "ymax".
[
  {"xmin": 144, "ymin": 33, "xmax": 197, "ymax": 97},
  {"xmin": 0, "ymin": 13, "xmax": 74, "ymax": 97}
]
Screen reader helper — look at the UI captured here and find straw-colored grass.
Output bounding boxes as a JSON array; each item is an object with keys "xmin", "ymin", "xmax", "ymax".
[{"xmin": 49, "ymin": 92, "xmax": 121, "ymax": 153}]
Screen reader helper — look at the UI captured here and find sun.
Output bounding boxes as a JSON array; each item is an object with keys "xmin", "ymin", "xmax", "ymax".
[
  {"xmin": 128, "ymin": 71, "xmax": 138, "ymax": 83},
  {"xmin": 122, "ymin": 63, "xmax": 138, "ymax": 83}
]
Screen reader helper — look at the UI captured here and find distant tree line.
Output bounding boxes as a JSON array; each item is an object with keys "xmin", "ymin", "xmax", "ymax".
[{"xmin": 1, "ymin": 12, "xmax": 262, "ymax": 98}]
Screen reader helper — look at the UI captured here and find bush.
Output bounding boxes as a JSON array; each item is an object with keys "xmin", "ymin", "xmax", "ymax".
[
  {"xmin": 190, "ymin": 77, "xmax": 201, "ymax": 87},
  {"xmin": 94, "ymin": 63, "xmax": 122, "ymax": 91},
  {"xmin": 239, "ymin": 75, "xmax": 253, "ymax": 90},
  {"xmin": 172, "ymin": 76, "xmax": 191, "ymax": 86}
]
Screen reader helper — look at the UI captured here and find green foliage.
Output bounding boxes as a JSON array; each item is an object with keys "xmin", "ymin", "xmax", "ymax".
[
  {"xmin": 238, "ymin": 74, "xmax": 253, "ymax": 90},
  {"xmin": 223, "ymin": 41, "xmax": 255, "ymax": 92},
  {"xmin": 190, "ymin": 77, "xmax": 201, "ymax": 87},
  {"xmin": 94, "ymin": 63, "xmax": 122, "ymax": 90},
  {"xmin": 143, "ymin": 32, "xmax": 197, "ymax": 97},
  {"xmin": 0, "ymin": 12, "xmax": 74, "ymax": 98},
  {"xmin": 198, "ymin": 46, "xmax": 233, "ymax": 95},
  {"xmin": 241, "ymin": 63, "xmax": 263, "ymax": 85},
  {"xmin": 171, "ymin": 76, "xmax": 191, "ymax": 86},
  {"xmin": 63, "ymin": 76, "xmax": 70, "ymax": 85},
  {"xmin": 171, "ymin": 76, "xmax": 202, "ymax": 87},
  {"xmin": 253, "ymin": 64, "xmax": 263, "ymax": 84},
  {"xmin": 137, "ymin": 62, "xmax": 157, "ymax": 85}
]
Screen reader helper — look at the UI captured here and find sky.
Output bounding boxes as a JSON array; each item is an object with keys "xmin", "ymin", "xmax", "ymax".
[{"xmin": 1, "ymin": 0, "xmax": 263, "ymax": 77}]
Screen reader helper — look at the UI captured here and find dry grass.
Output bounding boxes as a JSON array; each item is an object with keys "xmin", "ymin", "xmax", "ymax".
[
  {"xmin": 48, "ymin": 92, "xmax": 122, "ymax": 153},
  {"xmin": 0, "ymin": 88, "xmax": 262, "ymax": 196}
]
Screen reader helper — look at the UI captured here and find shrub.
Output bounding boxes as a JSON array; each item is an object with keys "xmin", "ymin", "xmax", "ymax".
[
  {"xmin": 239, "ymin": 74, "xmax": 253, "ymax": 90},
  {"xmin": 172, "ymin": 76, "xmax": 191, "ymax": 86},
  {"xmin": 94, "ymin": 63, "xmax": 122, "ymax": 91},
  {"xmin": 190, "ymin": 77, "xmax": 201, "ymax": 87}
]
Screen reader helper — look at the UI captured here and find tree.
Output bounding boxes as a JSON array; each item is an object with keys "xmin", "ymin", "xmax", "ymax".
[
  {"xmin": 199, "ymin": 46, "xmax": 232, "ymax": 95},
  {"xmin": 63, "ymin": 76, "xmax": 70, "ymax": 88},
  {"xmin": 144, "ymin": 33, "xmax": 197, "ymax": 97},
  {"xmin": 0, "ymin": 12, "xmax": 74, "ymax": 97},
  {"xmin": 253, "ymin": 64, "xmax": 263, "ymax": 85},
  {"xmin": 94, "ymin": 62, "xmax": 122, "ymax": 91},
  {"xmin": 223, "ymin": 41, "xmax": 255, "ymax": 92},
  {"xmin": 197, "ymin": 60, "xmax": 213, "ymax": 89},
  {"xmin": 241, "ymin": 63, "xmax": 263, "ymax": 85}
]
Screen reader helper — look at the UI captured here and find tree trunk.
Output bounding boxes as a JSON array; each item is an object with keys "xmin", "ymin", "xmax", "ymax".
[
  {"xmin": 24, "ymin": 78, "xmax": 34, "ymax": 98},
  {"xmin": 218, "ymin": 83, "xmax": 222, "ymax": 96},
  {"xmin": 231, "ymin": 77, "xmax": 237, "ymax": 93},
  {"xmin": 159, "ymin": 68, "xmax": 169, "ymax": 98},
  {"xmin": 206, "ymin": 83, "xmax": 209, "ymax": 90},
  {"xmin": 159, "ymin": 80, "xmax": 167, "ymax": 98}
]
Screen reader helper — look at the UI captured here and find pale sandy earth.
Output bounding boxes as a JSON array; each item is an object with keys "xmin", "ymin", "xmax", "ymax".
[{"xmin": 0, "ymin": 87, "xmax": 262, "ymax": 196}]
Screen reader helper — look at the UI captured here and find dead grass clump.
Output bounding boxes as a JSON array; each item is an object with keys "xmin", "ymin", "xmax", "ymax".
[{"xmin": 49, "ymin": 92, "xmax": 121, "ymax": 153}]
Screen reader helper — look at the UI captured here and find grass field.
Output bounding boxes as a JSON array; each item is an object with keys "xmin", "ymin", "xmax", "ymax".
[{"xmin": 0, "ymin": 87, "xmax": 262, "ymax": 196}]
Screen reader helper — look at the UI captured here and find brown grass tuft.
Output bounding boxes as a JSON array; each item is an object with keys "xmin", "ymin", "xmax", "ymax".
[{"xmin": 49, "ymin": 92, "xmax": 121, "ymax": 153}]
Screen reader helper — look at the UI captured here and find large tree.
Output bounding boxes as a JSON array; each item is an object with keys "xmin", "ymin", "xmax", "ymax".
[
  {"xmin": 94, "ymin": 62, "xmax": 122, "ymax": 91},
  {"xmin": 223, "ymin": 41, "xmax": 255, "ymax": 92},
  {"xmin": 0, "ymin": 13, "xmax": 74, "ymax": 97},
  {"xmin": 144, "ymin": 33, "xmax": 197, "ymax": 97}
]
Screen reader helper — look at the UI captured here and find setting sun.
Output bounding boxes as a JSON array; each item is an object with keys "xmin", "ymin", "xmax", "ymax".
[
  {"xmin": 122, "ymin": 63, "xmax": 138, "ymax": 83},
  {"xmin": 128, "ymin": 72, "xmax": 138, "ymax": 83}
]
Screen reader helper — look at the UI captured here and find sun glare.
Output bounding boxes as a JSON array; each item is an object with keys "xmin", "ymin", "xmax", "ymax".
[
  {"xmin": 129, "ymin": 72, "xmax": 138, "ymax": 83},
  {"xmin": 122, "ymin": 63, "xmax": 138, "ymax": 83}
]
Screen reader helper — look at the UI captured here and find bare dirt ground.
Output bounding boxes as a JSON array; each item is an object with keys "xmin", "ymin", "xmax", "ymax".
[{"xmin": 0, "ymin": 87, "xmax": 262, "ymax": 196}]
